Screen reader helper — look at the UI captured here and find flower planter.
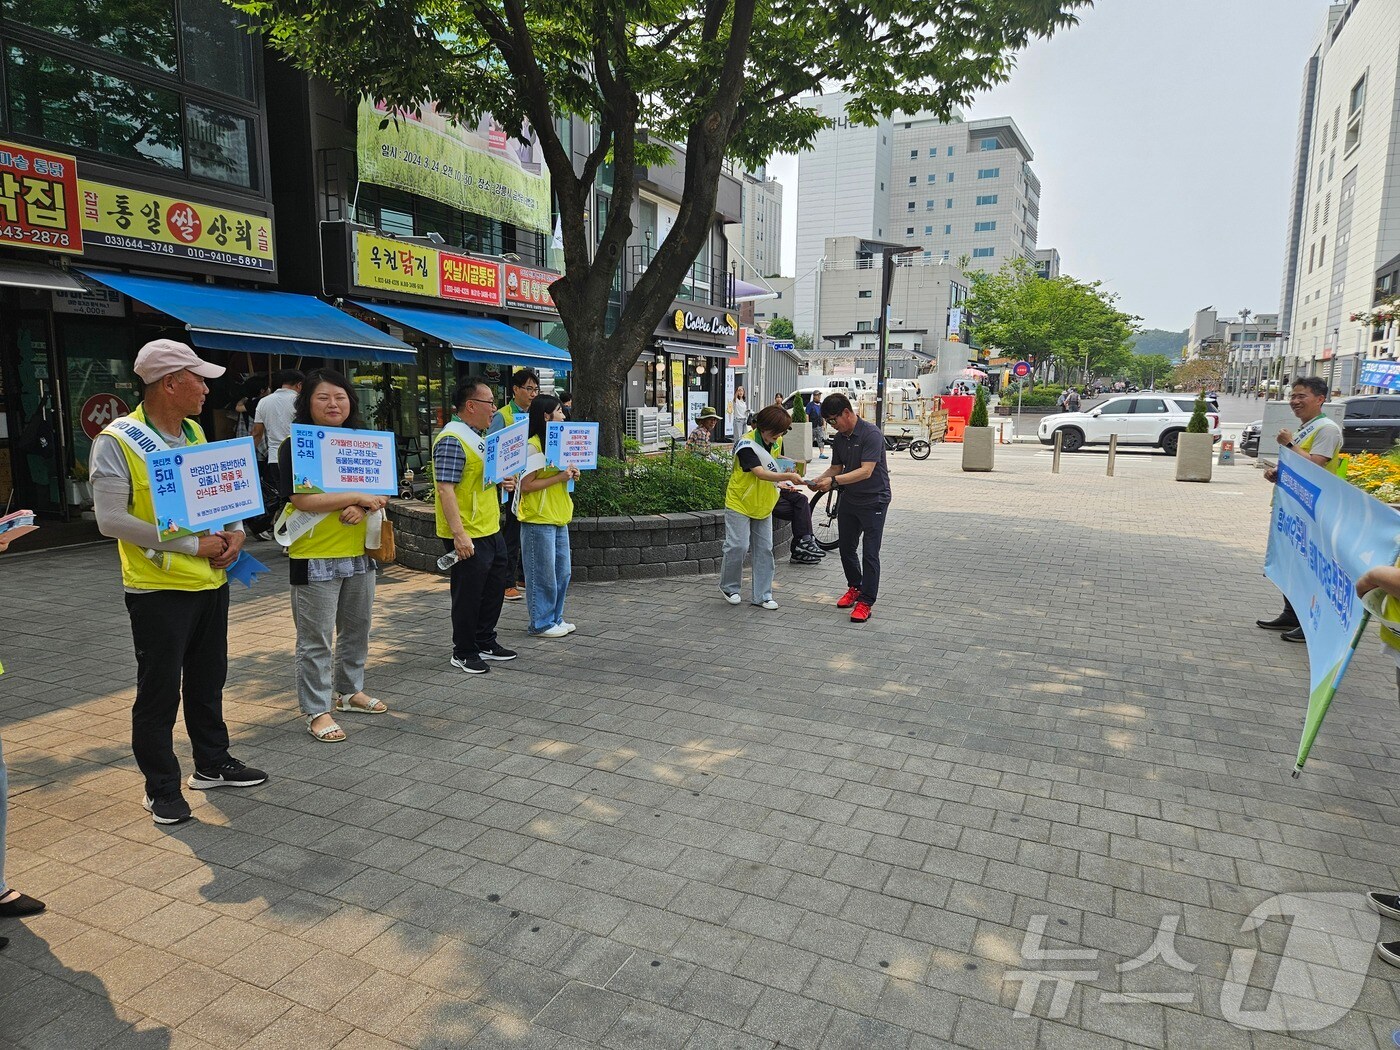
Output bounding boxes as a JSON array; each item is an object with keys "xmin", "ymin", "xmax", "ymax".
[
  {"xmin": 961, "ymin": 426, "xmax": 995, "ymax": 472},
  {"xmin": 786, "ymin": 421, "xmax": 812, "ymax": 463},
  {"xmin": 1175, "ymin": 432, "xmax": 1214, "ymax": 483}
]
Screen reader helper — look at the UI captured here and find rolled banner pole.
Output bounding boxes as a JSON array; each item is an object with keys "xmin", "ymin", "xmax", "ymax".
[{"xmin": 1293, "ymin": 606, "xmax": 1373, "ymax": 778}]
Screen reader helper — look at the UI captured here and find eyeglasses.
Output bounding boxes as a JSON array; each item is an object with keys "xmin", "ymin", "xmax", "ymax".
[
  {"xmin": 518, "ymin": 385, "xmax": 540, "ymax": 394},
  {"xmin": 467, "ymin": 398, "xmax": 495, "ymax": 406}
]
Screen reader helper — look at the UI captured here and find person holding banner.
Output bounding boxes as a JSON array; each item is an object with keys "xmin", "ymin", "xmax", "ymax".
[
  {"xmin": 436, "ymin": 379, "xmax": 518, "ymax": 675},
  {"xmin": 275, "ymin": 369, "xmax": 389, "ymax": 742},
  {"xmin": 488, "ymin": 368, "xmax": 541, "ymax": 603},
  {"xmin": 91, "ymin": 340, "xmax": 267, "ymax": 826},
  {"xmin": 1257, "ymin": 377, "xmax": 1346, "ymax": 644},
  {"xmin": 721, "ymin": 405, "xmax": 805, "ymax": 610},
  {"xmin": 518, "ymin": 395, "xmax": 581, "ymax": 637}
]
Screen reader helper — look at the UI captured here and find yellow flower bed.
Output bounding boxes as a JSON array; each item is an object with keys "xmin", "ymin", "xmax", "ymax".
[{"xmin": 1347, "ymin": 453, "xmax": 1400, "ymax": 504}]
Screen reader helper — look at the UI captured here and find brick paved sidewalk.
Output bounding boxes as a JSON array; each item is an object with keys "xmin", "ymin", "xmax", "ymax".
[{"xmin": 2, "ymin": 444, "xmax": 1399, "ymax": 1049}]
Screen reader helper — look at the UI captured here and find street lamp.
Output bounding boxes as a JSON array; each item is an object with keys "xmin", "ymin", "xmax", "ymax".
[{"xmin": 865, "ymin": 239, "xmax": 922, "ymax": 429}]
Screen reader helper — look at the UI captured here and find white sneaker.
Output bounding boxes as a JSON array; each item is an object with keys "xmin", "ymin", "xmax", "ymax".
[
  {"xmin": 723, "ymin": 591, "xmax": 742, "ymax": 605},
  {"xmin": 558, "ymin": 622, "xmax": 577, "ymax": 635},
  {"xmin": 539, "ymin": 624, "xmax": 571, "ymax": 638},
  {"xmin": 754, "ymin": 599, "xmax": 779, "ymax": 610}
]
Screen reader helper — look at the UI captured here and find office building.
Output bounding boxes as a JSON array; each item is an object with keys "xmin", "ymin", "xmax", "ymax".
[
  {"xmin": 793, "ymin": 91, "xmax": 1040, "ymax": 338},
  {"xmin": 725, "ymin": 166, "xmax": 783, "ymax": 282},
  {"xmin": 1034, "ymin": 248, "xmax": 1062, "ymax": 280}
]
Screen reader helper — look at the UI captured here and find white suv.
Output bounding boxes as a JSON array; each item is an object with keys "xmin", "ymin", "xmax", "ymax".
[{"xmin": 1037, "ymin": 393, "xmax": 1221, "ymax": 454}]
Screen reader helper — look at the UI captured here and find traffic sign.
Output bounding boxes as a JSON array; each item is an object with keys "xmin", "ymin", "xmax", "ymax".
[
  {"xmin": 1012, "ymin": 361, "xmax": 1032, "ymax": 378},
  {"xmin": 772, "ymin": 340, "xmax": 794, "ymax": 352}
]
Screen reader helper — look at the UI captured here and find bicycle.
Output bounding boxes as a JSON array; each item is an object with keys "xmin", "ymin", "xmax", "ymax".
[
  {"xmin": 808, "ymin": 487, "xmax": 842, "ymax": 551},
  {"xmin": 883, "ymin": 432, "xmax": 932, "ymax": 460}
]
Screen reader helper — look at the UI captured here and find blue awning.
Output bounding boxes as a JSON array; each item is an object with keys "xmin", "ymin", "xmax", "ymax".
[
  {"xmin": 350, "ymin": 300, "xmax": 571, "ymax": 370},
  {"xmin": 78, "ymin": 269, "xmax": 417, "ymax": 364}
]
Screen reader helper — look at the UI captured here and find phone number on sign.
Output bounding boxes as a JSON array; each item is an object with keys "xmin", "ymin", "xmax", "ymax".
[{"xmin": 0, "ymin": 225, "xmax": 74, "ymax": 246}]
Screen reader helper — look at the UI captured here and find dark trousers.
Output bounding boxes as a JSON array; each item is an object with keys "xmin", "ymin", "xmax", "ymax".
[
  {"xmin": 837, "ymin": 501, "xmax": 888, "ymax": 604},
  {"xmin": 1281, "ymin": 598, "xmax": 1299, "ymax": 626},
  {"xmin": 444, "ymin": 533, "xmax": 509, "ymax": 658},
  {"xmin": 772, "ymin": 488, "xmax": 814, "ymax": 554},
  {"xmin": 502, "ymin": 507, "xmax": 524, "ymax": 587},
  {"xmin": 124, "ymin": 586, "xmax": 233, "ymax": 798}
]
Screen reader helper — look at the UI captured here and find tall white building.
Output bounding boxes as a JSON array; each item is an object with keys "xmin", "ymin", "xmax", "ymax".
[
  {"xmin": 1281, "ymin": 0, "xmax": 1400, "ymax": 390},
  {"xmin": 725, "ymin": 166, "xmax": 784, "ymax": 281},
  {"xmin": 793, "ymin": 91, "xmax": 1040, "ymax": 337}
]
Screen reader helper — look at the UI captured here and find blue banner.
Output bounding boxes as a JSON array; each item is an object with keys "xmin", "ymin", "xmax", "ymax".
[
  {"xmin": 1266, "ymin": 449, "xmax": 1400, "ymax": 769},
  {"xmin": 483, "ymin": 419, "xmax": 530, "ymax": 486},
  {"xmin": 290, "ymin": 424, "xmax": 398, "ymax": 496},
  {"xmin": 1359, "ymin": 360, "xmax": 1400, "ymax": 390}
]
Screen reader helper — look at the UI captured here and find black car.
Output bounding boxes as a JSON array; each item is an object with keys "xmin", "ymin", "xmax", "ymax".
[
  {"xmin": 1339, "ymin": 394, "xmax": 1400, "ymax": 452},
  {"xmin": 1241, "ymin": 420, "xmax": 1261, "ymax": 458}
]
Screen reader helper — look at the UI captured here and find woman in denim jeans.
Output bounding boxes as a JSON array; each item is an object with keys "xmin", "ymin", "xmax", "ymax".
[
  {"xmin": 518, "ymin": 396, "xmax": 580, "ymax": 638},
  {"xmin": 0, "ymin": 533, "xmax": 47, "ymax": 950}
]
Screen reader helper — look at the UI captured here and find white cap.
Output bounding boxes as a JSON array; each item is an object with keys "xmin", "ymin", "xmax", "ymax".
[{"xmin": 133, "ymin": 339, "xmax": 225, "ymax": 383}]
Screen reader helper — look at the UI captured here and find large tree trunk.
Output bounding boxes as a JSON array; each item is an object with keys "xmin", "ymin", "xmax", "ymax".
[{"xmin": 569, "ymin": 333, "xmax": 633, "ymax": 459}]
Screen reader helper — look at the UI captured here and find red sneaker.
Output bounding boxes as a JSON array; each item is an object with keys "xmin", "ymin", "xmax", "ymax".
[
  {"xmin": 837, "ymin": 586, "xmax": 861, "ymax": 609},
  {"xmin": 850, "ymin": 601, "xmax": 873, "ymax": 623}
]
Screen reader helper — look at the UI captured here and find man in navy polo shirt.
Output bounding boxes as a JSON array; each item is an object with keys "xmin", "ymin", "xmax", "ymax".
[{"xmin": 808, "ymin": 393, "xmax": 891, "ymax": 623}]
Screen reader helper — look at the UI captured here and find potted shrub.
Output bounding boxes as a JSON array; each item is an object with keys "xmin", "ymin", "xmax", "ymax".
[
  {"xmin": 1175, "ymin": 392, "xmax": 1213, "ymax": 483},
  {"xmin": 787, "ymin": 392, "xmax": 812, "ymax": 464},
  {"xmin": 961, "ymin": 385, "xmax": 995, "ymax": 472}
]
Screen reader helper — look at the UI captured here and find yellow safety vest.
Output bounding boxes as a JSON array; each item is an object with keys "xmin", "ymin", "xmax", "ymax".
[
  {"xmin": 1296, "ymin": 417, "xmax": 1347, "ymax": 477},
  {"xmin": 102, "ymin": 405, "xmax": 226, "ymax": 592},
  {"xmin": 518, "ymin": 435, "xmax": 573, "ymax": 527},
  {"xmin": 287, "ymin": 507, "xmax": 367, "ymax": 559},
  {"xmin": 433, "ymin": 423, "xmax": 500, "ymax": 539},
  {"xmin": 726, "ymin": 431, "xmax": 783, "ymax": 519}
]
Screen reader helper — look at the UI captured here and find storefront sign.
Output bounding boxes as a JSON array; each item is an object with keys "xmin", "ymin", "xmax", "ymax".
[
  {"xmin": 0, "ymin": 139, "xmax": 82, "ymax": 255},
  {"xmin": 357, "ymin": 99, "xmax": 551, "ymax": 234},
  {"xmin": 80, "ymin": 393, "xmax": 130, "ymax": 440},
  {"xmin": 672, "ymin": 308, "xmax": 738, "ymax": 339},
  {"xmin": 440, "ymin": 253, "xmax": 501, "ymax": 306},
  {"xmin": 52, "ymin": 288, "xmax": 124, "ymax": 317},
  {"xmin": 352, "ymin": 230, "xmax": 557, "ymax": 313},
  {"xmin": 289, "ymin": 424, "xmax": 398, "ymax": 496},
  {"xmin": 670, "ymin": 359, "xmax": 685, "ymax": 422},
  {"xmin": 483, "ymin": 419, "xmax": 530, "ymax": 485},
  {"xmin": 79, "ymin": 180, "xmax": 274, "ymax": 271},
  {"xmin": 148, "ymin": 437, "xmax": 263, "ymax": 540},
  {"xmin": 354, "ymin": 232, "xmax": 437, "ymax": 298},
  {"xmin": 505, "ymin": 264, "xmax": 556, "ymax": 312},
  {"xmin": 724, "ymin": 367, "xmax": 736, "ymax": 437}
]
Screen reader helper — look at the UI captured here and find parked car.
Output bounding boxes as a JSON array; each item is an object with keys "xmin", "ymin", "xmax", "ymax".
[
  {"xmin": 1241, "ymin": 420, "xmax": 1262, "ymax": 458},
  {"xmin": 1037, "ymin": 393, "xmax": 1221, "ymax": 454},
  {"xmin": 1338, "ymin": 394, "xmax": 1400, "ymax": 452}
]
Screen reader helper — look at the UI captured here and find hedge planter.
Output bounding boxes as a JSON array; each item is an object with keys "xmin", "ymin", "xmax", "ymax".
[
  {"xmin": 961, "ymin": 426, "xmax": 995, "ymax": 472},
  {"xmin": 1175, "ymin": 432, "xmax": 1214, "ymax": 483},
  {"xmin": 387, "ymin": 499, "xmax": 790, "ymax": 581}
]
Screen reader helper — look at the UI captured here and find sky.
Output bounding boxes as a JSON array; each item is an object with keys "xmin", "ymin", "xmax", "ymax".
[{"xmin": 769, "ymin": 0, "xmax": 1327, "ymax": 332}]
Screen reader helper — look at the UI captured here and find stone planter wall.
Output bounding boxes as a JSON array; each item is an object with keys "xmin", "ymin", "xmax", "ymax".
[{"xmin": 388, "ymin": 499, "xmax": 790, "ymax": 580}]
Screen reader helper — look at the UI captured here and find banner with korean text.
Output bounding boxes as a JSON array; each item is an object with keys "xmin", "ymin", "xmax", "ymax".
[
  {"xmin": 483, "ymin": 419, "xmax": 530, "ymax": 490},
  {"xmin": 356, "ymin": 99, "xmax": 550, "ymax": 234},
  {"xmin": 289, "ymin": 425, "xmax": 397, "ymax": 496},
  {"xmin": 148, "ymin": 437, "xmax": 264, "ymax": 540},
  {"xmin": 79, "ymin": 180, "xmax": 274, "ymax": 270},
  {"xmin": 1359, "ymin": 360, "xmax": 1400, "ymax": 391},
  {"xmin": 1264, "ymin": 448, "xmax": 1400, "ymax": 772}
]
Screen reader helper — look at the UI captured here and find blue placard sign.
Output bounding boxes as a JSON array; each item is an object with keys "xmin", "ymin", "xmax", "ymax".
[
  {"xmin": 483, "ymin": 419, "xmax": 531, "ymax": 488},
  {"xmin": 1359, "ymin": 360, "xmax": 1400, "ymax": 391},
  {"xmin": 545, "ymin": 421, "xmax": 600, "ymax": 493},
  {"xmin": 149, "ymin": 436, "xmax": 264, "ymax": 541},
  {"xmin": 290, "ymin": 424, "xmax": 398, "ymax": 496}
]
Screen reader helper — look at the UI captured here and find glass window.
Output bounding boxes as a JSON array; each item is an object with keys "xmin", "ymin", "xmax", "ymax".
[
  {"xmin": 945, "ymin": 199, "xmax": 953, "ymax": 209},
  {"xmin": 1131, "ymin": 398, "xmax": 1167, "ymax": 414},
  {"xmin": 947, "ymin": 173, "xmax": 954, "ymax": 182},
  {"xmin": 1099, "ymin": 400, "xmax": 1133, "ymax": 414},
  {"xmin": 944, "ymin": 225, "xmax": 950, "ymax": 234},
  {"xmin": 1171, "ymin": 399, "xmax": 1201, "ymax": 414},
  {"xmin": 1345, "ymin": 399, "xmax": 1378, "ymax": 419},
  {"xmin": 185, "ymin": 102, "xmax": 254, "ymax": 187},
  {"xmin": 976, "ymin": 194, "xmax": 998, "ymax": 205},
  {"xmin": 907, "ymin": 201, "xmax": 916, "ymax": 211},
  {"xmin": 924, "ymin": 225, "xmax": 932, "ymax": 235},
  {"xmin": 1350, "ymin": 75, "xmax": 1367, "ymax": 114},
  {"xmin": 927, "ymin": 174, "xmax": 936, "ymax": 183},
  {"xmin": 905, "ymin": 227, "xmax": 914, "ymax": 235},
  {"xmin": 1, "ymin": 0, "xmax": 176, "ymax": 72},
  {"xmin": 977, "ymin": 168, "xmax": 1000, "ymax": 179},
  {"xmin": 908, "ymin": 176, "xmax": 916, "ymax": 185},
  {"xmin": 181, "ymin": 0, "xmax": 256, "ymax": 99},
  {"xmin": 947, "ymin": 146, "xmax": 954, "ymax": 156},
  {"xmin": 979, "ymin": 137, "xmax": 999, "ymax": 150},
  {"xmin": 972, "ymin": 247, "xmax": 994, "ymax": 258},
  {"xmin": 4, "ymin": 45, "xmax": 183, "ymax": 170},
  {"xmin": 857, "ymin": 290, "xmax": 872, "ymax": 299},
  {"xmin": 974, "ymin": 221, "xmax": 996, "ymax": 232}
]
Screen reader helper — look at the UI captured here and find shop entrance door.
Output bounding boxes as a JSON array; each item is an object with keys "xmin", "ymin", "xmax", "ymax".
[{"xmin": 1, "ymin": 311, "xmax": 66, "ymax": 515}]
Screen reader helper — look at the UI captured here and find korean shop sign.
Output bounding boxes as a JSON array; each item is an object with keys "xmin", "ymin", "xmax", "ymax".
[
  {"xmin": 353, "ymin": 231, "xmax": 437, "ymax": 298},
  {"xmin": 352, "ymin": 230, "xmax": 552, "ymax": 312},
  {"xmin": 0, "ymin": 139, "xmax": 82, "ymax": 255},
  {"xmin": 504, "ymin": 264, "xmax": 556, "ymax": 313},
  {"xmin": 79, "ymin": 181, "xmax": 275, "ymax": 271}
]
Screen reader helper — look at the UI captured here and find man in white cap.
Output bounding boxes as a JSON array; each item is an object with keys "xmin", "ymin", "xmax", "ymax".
[{"xmin": 91, "ymin": 339, "xmax": 267, "ymax": 826}]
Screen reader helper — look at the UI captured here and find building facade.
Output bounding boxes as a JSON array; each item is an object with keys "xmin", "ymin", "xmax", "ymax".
[
  {"xmin": 1187, "ymin": 309, "xmax": 1283, "ymax": 392},
  {"xmin": 1034, "ymin": 248, "xmax": 1062, "ymax": 279},
  {"xmin": 808, "ymin": 236, "xmax": 970, "ymax": 388},
  {"xmin": 1280, "ymin": 0, "xmax": 1400, "ymax": 392},
  {"xmin": 725, "ymin": 166, "xmax": 783, "ymax": 282},
  {"xmin": 794, "ymin": 92, "xmax": 1040, "ymax": 339}
]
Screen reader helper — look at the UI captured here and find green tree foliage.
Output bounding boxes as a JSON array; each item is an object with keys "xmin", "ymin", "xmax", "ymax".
[
  {"xmin": 969, "ymin": 384, "xmax": 989, "ymax": 427},
  {"xmin": 1130, "ymin": 328, "xmax": 1186, "ymax": 360},
  {"xmin": 964, "ymin": 257, "xmax": 1138, "ymax": 383},
  {"xmin": 790, "ymin": 391, "xmax": 806, "ymax": 422},
  {"xmin": 1186, "ymin": 393, "xmax": 1209, "ymax": 434},
  {"xmin": 794, "ymin": 332, "xmax": 813, "ymax": 350},
  {"xmin": 1124, "ymin": 354, "xmax": 1173, "ymax": 388},
  {"xmin": 237, "ymin": 0, "xmax": 1091, "ymax": 452},
  {"xmin": 766, "ymin": 316, "xmax": 795, "ymax": 339}
]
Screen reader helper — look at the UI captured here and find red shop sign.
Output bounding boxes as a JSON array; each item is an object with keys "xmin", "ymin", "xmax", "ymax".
[{"xmin": 0, "ymin": 138, "xmax": 82, "ymax": 255}]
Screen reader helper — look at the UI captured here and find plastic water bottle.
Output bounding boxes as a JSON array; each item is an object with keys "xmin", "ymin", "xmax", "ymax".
[{"xmin": 436, "ymin": 551, "xmax": 459, "ymax": 570}]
